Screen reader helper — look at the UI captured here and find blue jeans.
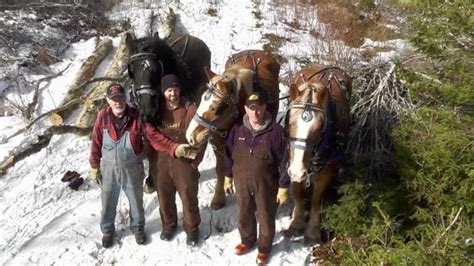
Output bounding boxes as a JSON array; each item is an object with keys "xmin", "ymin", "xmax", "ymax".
[
  {"xmin": 99, "ymin": 129, "xmax": 145, "ymax": 235},
  {"xmin": 100, "ymin": 164, "xmax": 145, "ymax": 234}
]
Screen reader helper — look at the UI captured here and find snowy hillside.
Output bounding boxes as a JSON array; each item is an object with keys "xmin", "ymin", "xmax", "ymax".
[{"xmin": 0, "ymin": 0, "xmax": 408, "ymax": 265}]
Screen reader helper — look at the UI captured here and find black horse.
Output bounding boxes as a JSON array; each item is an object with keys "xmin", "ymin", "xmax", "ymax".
[{"xmin": 126, "ymin": 32, "xmax": 211, "ymax": 123}]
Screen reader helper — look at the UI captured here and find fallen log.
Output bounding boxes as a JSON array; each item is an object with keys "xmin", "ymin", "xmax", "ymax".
[
  {"xmin": 75, "ymin": 32, "xmax": 130, "ymax": 128},
  {"xmin": 56, "ymin": 38, "xmax": 113, "ymax": 121},
  {"xmin": 0, "ymin": 125, "xmax": 92, "ymax": 175}
]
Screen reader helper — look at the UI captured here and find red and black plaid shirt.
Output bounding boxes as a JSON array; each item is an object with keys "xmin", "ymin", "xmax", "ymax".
[{"xmin": 89, "ymin": 105, "xmax": 178, "ymax": 168}]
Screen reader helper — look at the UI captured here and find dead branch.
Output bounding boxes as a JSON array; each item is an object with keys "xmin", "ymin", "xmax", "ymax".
[
  {"xmin": 348, "ymin": 62, "xmax": 415, "ymax": 179},
  {"xmin": 3, "ymin": 75, "xmax": 126, "ymax": 142},
  {"xmin": 25, "ymin": 64, "xmax": 71, "ymax": 120},
  {"xmin": 0, "ymin": 124, "xmax": 92, "ymax": 175}
]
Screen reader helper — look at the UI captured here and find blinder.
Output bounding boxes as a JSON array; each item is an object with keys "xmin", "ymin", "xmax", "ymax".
[{"xmin": 127, "ymin": 52, "xmax": 165, "ymax": 108}]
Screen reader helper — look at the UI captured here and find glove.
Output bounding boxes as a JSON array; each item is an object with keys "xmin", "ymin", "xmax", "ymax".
[
  {"xmin": 276, "ymin": 188, "xmax": 289, "ymax": 206},
  {"xmin": 223, "ymin": 176, "xmax": 234, "ymax": 195},
  {"xmin": 90, "ymin": 168, "xmax": 102, "ymax": 185},
  {"xmin": 174, "ymin": 144, "xmax": 199, "ymax": 160}
]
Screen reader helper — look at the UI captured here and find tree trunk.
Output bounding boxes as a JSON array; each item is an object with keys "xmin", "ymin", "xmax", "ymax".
[
  {"xmin": 75, "ymin": 32, "xmax": 130, "ymax": 128},
  {"xmin": 56, "ymin": 38, "xmax": 113, "ymax": 121}
]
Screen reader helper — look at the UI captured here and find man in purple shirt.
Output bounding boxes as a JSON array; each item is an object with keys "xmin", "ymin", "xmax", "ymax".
[{"xmin": 223, "ymin": 92, "xmax": 290, "ymax": 264}]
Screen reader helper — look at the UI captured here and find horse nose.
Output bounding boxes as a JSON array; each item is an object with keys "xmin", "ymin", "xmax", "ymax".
[{"xmin": 288, "ymin": 168, "xmax": 306, "ymax": 183}]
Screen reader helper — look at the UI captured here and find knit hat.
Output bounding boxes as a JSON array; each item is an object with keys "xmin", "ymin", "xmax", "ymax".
[
  {"xmin": 245, "ymin": 91, "xmax": 266, "ymax": 108},
  {"xmin": 106, "ymin": 84, "xmax": 125, "ymax": 98},
  {"xmin": 160, "ymin": 74, "xmax": 181, "ymax": 94}
]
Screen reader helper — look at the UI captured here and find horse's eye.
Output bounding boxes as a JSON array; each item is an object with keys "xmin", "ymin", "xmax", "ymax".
[{"xmin": 204, "ymin": 91, "xmax": 212, "ymax": 101}]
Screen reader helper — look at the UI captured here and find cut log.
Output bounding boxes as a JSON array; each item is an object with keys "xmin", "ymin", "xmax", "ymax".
[
  {"xmin": 0, "ymin": 125, "xmax": 92, "ymax": 175},
  {"xmin": 75, "ymin": 32, "xmax": 130, "ymax": 128},
  {"xmin": 56, "ymin": 38, "xmax": 113, "ymax": 121}
]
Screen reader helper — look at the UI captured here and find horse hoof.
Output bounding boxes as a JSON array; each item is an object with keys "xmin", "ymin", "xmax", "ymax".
[
  {"xmin": 303, "ymin": 236, "xmax": 322, "ymax": 246},
  {"xmin": 283, "ymin": 227, "xmax": 305, "ymax": 238},
  {"xmin": 143, "ymin": 184, "xmax": 155, "ymax": 194},
  {"xmin": 210, "ymin": 201, "xmax": 225, "ymax": 210}
]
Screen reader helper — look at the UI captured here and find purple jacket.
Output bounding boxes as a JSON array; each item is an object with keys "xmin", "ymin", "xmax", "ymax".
[{"xmin": 224, "ymin": 116, "xmax": 290, "ymax": 188}]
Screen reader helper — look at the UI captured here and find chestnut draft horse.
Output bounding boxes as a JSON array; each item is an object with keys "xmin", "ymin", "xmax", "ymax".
[
  {"xmin": 185, "ymin": 50, "xmax": 282, "ymax": 210},
  {"xmin": 284, "ymin": 65, "xmax": 351, "ymax": 245}
]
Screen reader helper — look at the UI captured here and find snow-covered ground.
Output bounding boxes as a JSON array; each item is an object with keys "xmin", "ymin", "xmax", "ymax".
[{"xmin": 0, "ymin": 1, "xmax": 408, "ymax": 265}]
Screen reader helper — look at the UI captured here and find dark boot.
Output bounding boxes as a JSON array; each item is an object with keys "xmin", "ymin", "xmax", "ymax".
[
  {"xmin": 102, "ymin": 234, "xmax": 114, "ymax": 248},
  {"xmin": 134, "ymin": 231, "xmax": 146, "ymax": 245},
  {"xmin": 160, "ymin": 227, "xmax": 176, "ymax": 241},
  {"xmin": 186, "ymin": 230, "xmax": 199, "ymax": 246}
]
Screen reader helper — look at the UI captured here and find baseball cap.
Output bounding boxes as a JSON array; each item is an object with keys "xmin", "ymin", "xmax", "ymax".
[
  {"xmin": 245, "ymin": 92, "xmax": 266, "ymax": 108},
  {"xmin": 106, "ymin": 84, "xmax": 125, "ymax": 98}
]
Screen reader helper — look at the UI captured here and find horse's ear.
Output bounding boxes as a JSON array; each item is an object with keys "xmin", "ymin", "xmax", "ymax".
[
  {"xmin": 204, "ymin": 66, "xmax": 215, "ymax": 81},
  {"xmin": 316, "ymin": 85, "xmax": 328, "ymax": 106},
  {"xmin": 125, "ymin": 32, "xmax": 136, "ymax": 53},
  {"xmin": 289, "ymin": 83, "xmax": 298, "ymax": 100},
  {"xmin": 153, "ymin": 32, "xmax": 160, "ymax": 40}
]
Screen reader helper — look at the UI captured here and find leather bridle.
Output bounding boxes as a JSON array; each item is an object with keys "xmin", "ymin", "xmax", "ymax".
[{"xmin": 192, "ymin": 79, "xmax": 239, "ymax": 138}]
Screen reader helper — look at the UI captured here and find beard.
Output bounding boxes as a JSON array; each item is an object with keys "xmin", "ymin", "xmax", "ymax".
[{"xmin": 112, "ymin": 105, "xmax": 126, "ymax": 116}]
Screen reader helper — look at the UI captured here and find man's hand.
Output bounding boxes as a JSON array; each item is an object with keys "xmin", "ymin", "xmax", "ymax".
[
  {"xmin": 276, "ymin": 188, "xmax": 289, "ymax": 206},
  {"xmin": 90, "ymin": 168, "xmax": 102, "ymax": 185},
  {"xmin": 174, "ymin": 144, "xmax": 199, "ymax": 160},
  {"xmin": 223, "ymin": 176, "xmax": 234, "ymax": 195}
]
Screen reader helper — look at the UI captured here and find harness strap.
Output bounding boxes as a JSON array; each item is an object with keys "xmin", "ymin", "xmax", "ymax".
[{"xmin": 167, "ymin": 34, "xmax": 192, "ymax": 79}]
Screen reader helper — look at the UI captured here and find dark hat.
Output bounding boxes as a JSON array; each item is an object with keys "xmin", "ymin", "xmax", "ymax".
[
  {"xmin": 245, "ymin": 92, "xmax": 266, "ymax": 108},
  {"xmin": 106, "ymin": 84, "xmax": 125, "ymax": 98},
  {"xmin": 160, "ymin": 74, "xmax": 181, "ymax": 94}
]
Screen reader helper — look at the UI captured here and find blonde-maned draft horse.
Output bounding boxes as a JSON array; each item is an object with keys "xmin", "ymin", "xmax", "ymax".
[
  {"xmin": 284, "ymin": 65, "xmax": 352, "ymax": 245},
  {"xmin": 186, "ymin": 50, "xmax": 282, "ymax": 210}
]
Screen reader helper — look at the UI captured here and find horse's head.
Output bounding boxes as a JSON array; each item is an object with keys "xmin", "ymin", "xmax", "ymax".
[
  {"xmin": 126, "ymin": 32, "xmax": 165, "ymax": 123},
  {"xmin": 186, "ymin": 67, "xmax": 252, "ymax": 146},
  {"xmin": 286, "ymin": 82, "xmax": 329, "ymax": 183}
]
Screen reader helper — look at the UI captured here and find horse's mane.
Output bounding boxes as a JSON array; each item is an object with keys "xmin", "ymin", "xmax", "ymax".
[
  {"xmin": 223, "ymin": 66, "xmax": 254, "ymax": 93},
  {"xmin": 296, "ymin": 82, "xmax": 325, "ymax": 99}
]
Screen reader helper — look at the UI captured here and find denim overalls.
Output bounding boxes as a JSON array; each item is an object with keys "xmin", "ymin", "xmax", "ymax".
[{"xmin": 100, "ymin": 125, "xmax": 145, "ymax": 235}]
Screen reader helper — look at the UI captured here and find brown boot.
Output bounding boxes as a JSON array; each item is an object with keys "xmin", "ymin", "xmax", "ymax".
[
  {"xmin": 134, "ymin": 231, "xmax": 146, "ymax": 245},
  {"xmin": 234, "ymin": 243, "xmax": 252, "ymax": 255},
  {"xmin": 256, "ymin": 252, "xmax": 269, "ymax": 264},
  {"xmin": 102, "ymin": 234, "xmax": 114, "ymax": 248}
]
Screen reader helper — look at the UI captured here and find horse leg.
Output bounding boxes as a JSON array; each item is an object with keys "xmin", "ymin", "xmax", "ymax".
[
  {"xmin": 283, "ymin": 181, "xmax": 306, "ymax": 238},
  {"xmin": 304, "ymin": 167, "xmax": 334, "ymax": 246},
  {"xmin": 210, "ymin": 146, "xmax": 226, "ymax": 210},
  {"xmin": 143, "ymin": 139, "xmax": 156, "ymax": 194}
]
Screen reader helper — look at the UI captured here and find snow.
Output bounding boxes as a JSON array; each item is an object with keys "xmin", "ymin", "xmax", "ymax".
[{"xmin": 0, "ymin": 0, "xmax": 409, "ymax": 265}]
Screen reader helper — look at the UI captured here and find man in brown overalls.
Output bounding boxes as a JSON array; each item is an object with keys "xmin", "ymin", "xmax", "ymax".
[
  {"xmin": 224, "ymin": 92, "xmax": 290, "ymax": 264},
  {"xmin": 151, "ymin": 74, "xmax": 205, "ymax": 246}
]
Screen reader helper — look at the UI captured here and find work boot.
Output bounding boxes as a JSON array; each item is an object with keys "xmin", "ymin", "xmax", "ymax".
[
  {"xmin": 134, "ymin": 231, "xmax": 146, "ymax": 245},
  {"xmin": 102, "ymin": 234, "xmax": 114, "ymax": 248},
  {"xmin": 234, "ymin": 243, "xmax": 252, "ymax": 255},
  {"xmin": 160, "ymin": 227, "xmax": 176, "ymax": 241},
  {"xmin": 256, "ymin": 252, "xmax": 269, "ymax": 265},
  {"xmin": 186, "ymin": 231, "xmax": 199, "ymax": 246}
]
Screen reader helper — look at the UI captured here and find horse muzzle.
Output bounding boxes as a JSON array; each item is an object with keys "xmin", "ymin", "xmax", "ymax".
[{"xmin": 287, "ymin": 166, "xmax": 307, "ymax": 183}]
